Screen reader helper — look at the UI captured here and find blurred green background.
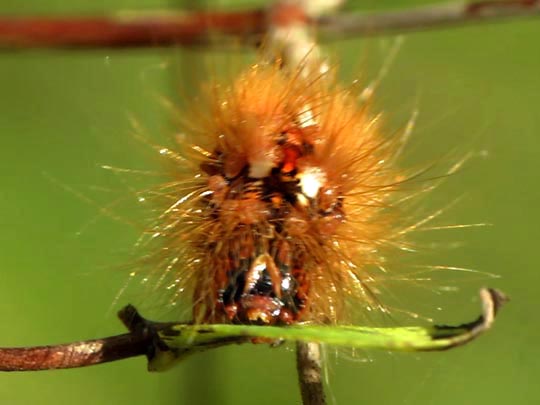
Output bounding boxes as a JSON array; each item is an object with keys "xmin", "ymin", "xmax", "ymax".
[{"xmin": 0, "ymin": 0, "xmax": 538, "ymax": 404}]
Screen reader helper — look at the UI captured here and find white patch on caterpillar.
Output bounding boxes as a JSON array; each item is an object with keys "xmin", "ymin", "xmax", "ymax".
[
  {"xmin": 249, "ymin": 159, "xmax": 275, "ymax": 179},
  {"xmin": 299, "ymin": 166, "xmax": 326, "ymax": 199}
]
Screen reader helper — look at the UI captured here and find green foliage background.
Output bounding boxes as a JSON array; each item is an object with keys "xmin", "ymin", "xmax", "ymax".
[{"xmin": 0, "ymin": 0, "xmax": 538, "ymax": 404}]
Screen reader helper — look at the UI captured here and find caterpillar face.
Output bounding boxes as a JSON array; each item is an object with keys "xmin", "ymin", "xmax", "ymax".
[
  {"xmin": 169, "ymin": 62, "xmax": 400, "ymax": 326},
  {"xmin": 198, "ymin": 122, "xmax": 344, "ymax": 325}
]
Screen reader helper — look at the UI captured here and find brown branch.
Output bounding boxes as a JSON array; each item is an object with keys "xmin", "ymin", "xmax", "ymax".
[
  {"xmin": 0, "ymin": 333, "xmax": 148, "ymax": 371},
  {"xmin": 0, "ymin": 10, "xmax": 266, "ymax": 49},
  {"xmin": 0, "ymin": 305, "xmax": 167, "ymax": 372},
  {"xmin": 0, "ymin": 1, "xmax": 538, "ymax": 49},
  {"xmin": 0, "ymin": 289, "xmax": 507, "ymax": 372},
  {"xmin": 296, "ymin": 341, "xmax": 326, "ymax": 405}
]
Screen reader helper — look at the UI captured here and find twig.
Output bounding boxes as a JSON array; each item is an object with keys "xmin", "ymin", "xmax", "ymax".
[
  {"xmin": 0, "ymin": 333, "xmax": 146, "ymax": 371},
  {"xmin": 0, "ymin": 305, "xmax": 159, "ymax": 371},
  {"xmin": 0, "ymin": 289, "xmax": 507, "ymax": 372},
  {"xmin": 320, "ymin": 0, "xmax": 540, "ymax": 38},
  {"xmin": 296, "ymin": 341, "xmax": 326, "ymax": 405},
  {"xmin": 0, "ymin": 10, "xmax": 266, "ymax": 49},
  {"xmin": 0, "ymin": 1, "xmax": 538, "ymax": 49}
]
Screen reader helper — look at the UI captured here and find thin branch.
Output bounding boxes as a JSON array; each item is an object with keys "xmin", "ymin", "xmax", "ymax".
[
  {"xmin": 320, "ymin": 0, "xmax": 540, "ymax": 38},
  {"xmin": 0, "ymin": 10, "xmax": 266, "ymax": 49},
  {"xmin": 0, "ymin": 289, "xmax": 508, "ymax": 372},
  {"xmin": 0, "ymin": 333, "xmax": 147, "ymax": 371},
  {"xmin": 296, "ymin": 341, "xmax": 326, "ymax": 405},
  {"xmin": 0, "ymin": 1, "xmax": 539, "ymax": 49},
  {"xmin": 0, "ymin": 305, "xmax": 166, "ymax": 372}
]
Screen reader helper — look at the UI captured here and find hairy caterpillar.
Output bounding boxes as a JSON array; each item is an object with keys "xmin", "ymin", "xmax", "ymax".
[{"xmin": 125, "ymin": 45, "xmax": 434, "ymax": 331}]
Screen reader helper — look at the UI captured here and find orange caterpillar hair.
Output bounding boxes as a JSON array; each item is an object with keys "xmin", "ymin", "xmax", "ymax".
[{"xmin": 143, "ymin": 57, "xmax": 407, "ymax": 326}]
